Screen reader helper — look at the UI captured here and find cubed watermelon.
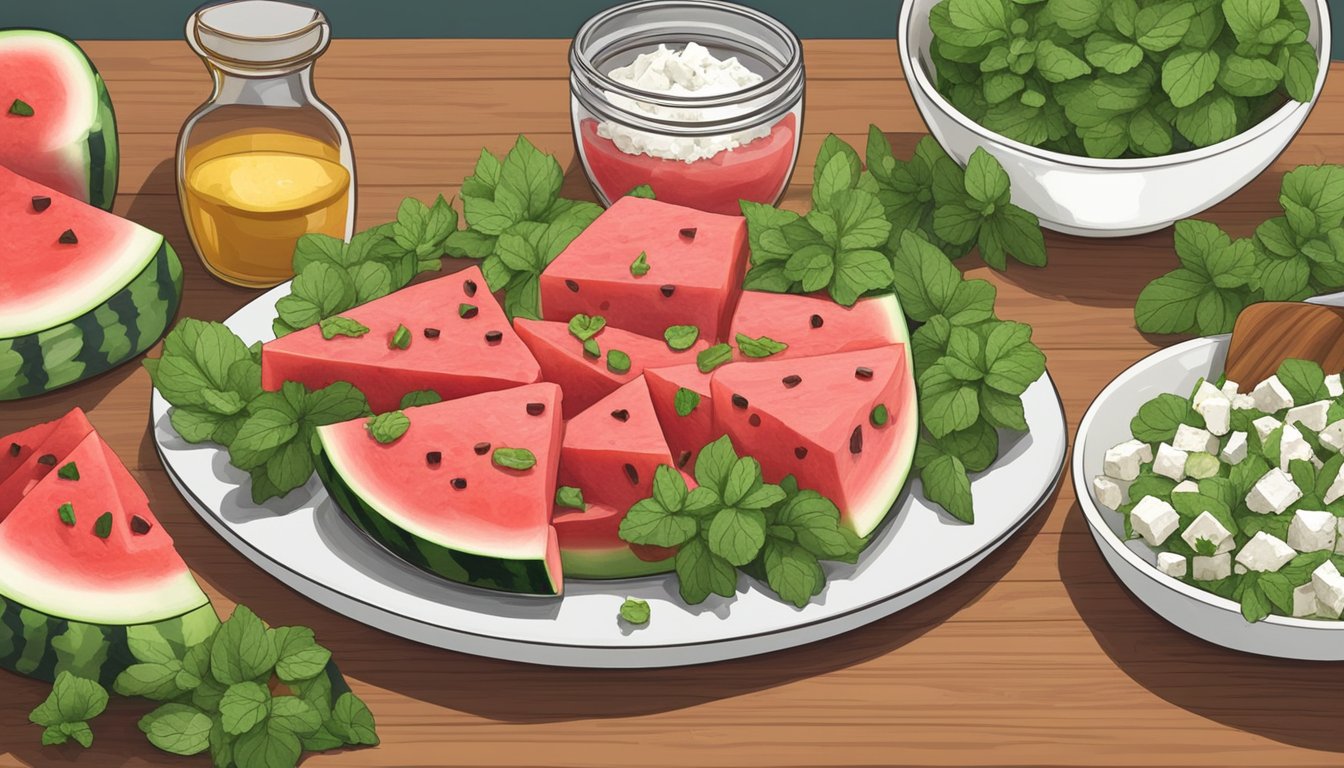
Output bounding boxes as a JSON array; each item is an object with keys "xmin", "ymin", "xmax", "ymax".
[
  {"xmin": 643, "ymin": 364, "xmax": 715, "ymax": 474},
  {"xmin": 558, "ymin": 377, "xmax": 673, "ymax": 514}
]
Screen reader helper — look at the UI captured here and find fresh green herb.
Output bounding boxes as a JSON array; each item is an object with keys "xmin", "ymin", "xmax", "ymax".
[
  {"xmin": 556, "ymin": 486, "xmax": 586, "ymax": 510},
  {"xmin": 8, "ymin": 99, "xmax": 34, "ymax": 117},
  {"xmin": 568, "ymin": 313, "xmax": 606, "ymax": 341},
  {"xmin": 871, "ymin": 404, "xmax": 890, "ymax": 426},
  {"xmin": 734, "ymin": 333, "xmax": 788, "ymax": 359},
  {"xmin": 619, "ymin": 598, "xmax": 651, "ymax": 625},
  {"xmin": 388, "ymin": 324, "xmax": 412, "ymax": 350},
  {"xmin": 664, "ymin": 325, "xmax": 700, "ymax": 351},
  {"xmin": 365, "ymin": 411, "xmax": 410, "ymax": 444},
  {"xmin": 57, "ymin": 461, "xmax": 79, "ymax": 480},
  {"xmin": 697, "ymin": 343, "xmax": 734, "ymax": 374},
  {"xmin": 625, "ymin": 184, "xmax": 656, "ymax": 199},
  {"xmin": 58, "ymin": 502, "xmax": 75, "ymax": 526},
  {"xmin": 607, "ymin": 349, "xmax": 632, "ymax": 374},
  {"xmin": 93, "ymin": 512, "xmax": 112, "ymax": 539},
  {"xmin": 318, "ymin": 316, "xmax": 370, "ymax": 340},
  {"xmin": 630, "ymin": 251, "xmax": 651, "ymax": 277},
  {"xmin": 30, "ymin": 672, "xmax": 107, "ymax": 748},
  {"xmin": 493, "ymin": 447, "xmax": 537, "ymax": 471},
  {"xmin": 582, "ymin": 338, "xmax": 601, "ymax": 358},
  {"xmin": 674, "ymin": 387, "xmax": 701, "ymax": 417},
  {"xmin": 398, "ymin": 390, "xmax": 442, "ymax": 409},
  {"xmin": 457, "ymin": 303, "xmax": 478, "ymax": 318},
  {"xmin": 927, "ymin": 0, "xmax": 1319, "ymax": 158}
]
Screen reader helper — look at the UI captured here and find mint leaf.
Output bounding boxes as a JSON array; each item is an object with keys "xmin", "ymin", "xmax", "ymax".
[
  {"xmin": 619, "ymin": 598, "xmax": 651, "ymax": 625},
  {"xmin": 492, "ymin": 447, "xmax": 537, "ymax": 470},
  {"xmin": 568, "ymin": 313, "xmax": 606, "ymax": 342},
  {"xmin": 399, "ymin": 390, "xmax": 442, "ymax": 409},
  {"xmin": 30, "ymin": 672, "xmax": 107, "ymax": 728},
  {"xmin": 921, "ymin": 454, "xmax": 975, "ymax": 523},
  {"xmin": 1130, "ymin": 392, "xmax": 1189, "ymax": 443},
  {"xmin": 761, "ymin": 539, "xmax": 827, "ymax": 608},
  {"xmin": 630, "ymin": 251, "xmax": 651, "ymax": 277},
  {"xmin": 114, "ymin": 660, "xmax": 186, "ymax": 701},
  {"xmin": 694, "ymin": 436, "xmax": 737, "ymax": 496},
  {"xmin": 318, "ymin": 315, "xmax": 369, "ymax": 340},
  {"xmin": 734, "ymin": 333, "xmax": 788, "ymax": 358},
  {"xmin": 1277, "ymin": 358, "xmax": 1326, "ymax": 403},
  {"xmin": 271, "ymin": 626, "xmax": 331, "ymax": 683},
  {"xmin": 626, "ymin": 184, "xmax": 656, "ymax": 199},
  {"xmin": 1162, "ymin": 49, "xmax": 1222, "ymax": 108},
  {"xmin": 697, "ymin": 343, "xmax": 734, "ymax": 373},
  {"xmin": 606, "ymin": 349, "xmax": 632, "ymax": 374},
  {"xmin": 219, "ymin": 681, "xmax": 271, "ymax": 735},
  {"xmin": 664, "ymin": 324, "xmax": 700, "ymax": 351},
  {"xmin": 330, "ymin": 693, "xmax": 380, "ymax": 746},
  {"xmin": 209, "ymin": 605, "xmax": 277, "ymax": 686},
  {"xmin": 234, "ymin": 719, "xmax": 302, "ymax": 768},
  {"xmin": 268, "ymin": 696, "xmax": 322, "ymax": 737},
  {"xmin": 674, "ymin": 537, "xmax": 738, "ymax": 604},
  {"xmin": 138, "ymin": 703, "xmax": 212, "ymax": 756},
  {"xmin": 8, "ymin": 98, "xmax": 34, "ymax": 117},
  {"xmin": 674, "ymin": 387, "xmax": 701, "ymax": 417},
  {"xmin": 555, "ymin": 486, "xmax": 586, "ymax": 510},
  {"xmin": 365, "ymin": 411, "xmax": 410, "ymax": 444}
]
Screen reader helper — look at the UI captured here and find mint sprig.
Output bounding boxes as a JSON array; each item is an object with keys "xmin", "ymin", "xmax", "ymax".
[{"xmin": 29, "ymin": 672, "xmax": 107, "ymax": 748}]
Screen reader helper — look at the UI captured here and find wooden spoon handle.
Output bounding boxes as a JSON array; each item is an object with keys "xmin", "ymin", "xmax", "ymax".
[{"xmin": 1224, "ymin": 302, "xmax": 1344, "ymax": 386}]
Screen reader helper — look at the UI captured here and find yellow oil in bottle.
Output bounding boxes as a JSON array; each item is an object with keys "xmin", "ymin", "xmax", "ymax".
[{"xmin": 182, "ymin": 129, "xmax": 351, "ymax": 287}]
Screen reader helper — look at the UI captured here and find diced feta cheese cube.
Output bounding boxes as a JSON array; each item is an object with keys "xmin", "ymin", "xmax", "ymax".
[
  {"xmin": 1193, "ymin": 553, "xmax": 1232, "ymax": 581},
  {"xmin": 1130, "ymin": 496, "xmax": 1180, "ymax": 547},
  {"xmin": 1156, "ymin": 552, "xmax": 1187, "ymax": 578},
  {"xmin": 1173, "ymin": 424, "xmax": 1219, "ymax": 454},
  {"xmin": 1152, "ymin": 443, "xmax": 1188, "ymax": 481},
  {"xmin": 1197, "ymin": 396, "xmax": 1231, "ymax": 436},
  {"xmin": 1232, "ymin": 394, "xmax": 1257, "ymax": 411},
  {"xmin": 1287, "ymin": 400, "xmax": 1333, "ymax": 432},
  {"xmin": 1279, "ymin": 423, "xmax": 1316, "ymax": 470},
  {"xmin": 1293, "ymin": 583, "xmax": 1320, "ymax": 618},
  {"xmin": 1091, "ymin": 475, "xmax": 1123, "ymax": 510},
  {"xmin": 1234, "ymin": 563, "xmax": 1248, "ymax": 575},
  {"xmin": 1252, "ymin": 375, "xmax": 1294, "ymax": 413},
  {"xmin": 1336, "ymin": 519, "xmax": 1344, "ymax": 555},
  {"xmin": 1246, "ymin": 468, "xmax": 1303, "ymax": 514},
  {"xmin": 1320, "ymin": 420, "xmax": 1344, "ymax": 453},
  {"xmin": 1192, "ymin": 380, "xmax": 1225, "ymax": 408},
  {"xmin": 1221, "ymin": 379, "xmax": 1241, "ymax": 398},
  {"xmin": 1103, "ymin": 439, "xmax": 1150, "ymax": 482},
  {"xmin": 1234, "ymin": 531, "xmax": 1297, "ymax": 572},
  {"xmin": 1253, "ymin": 415, "xmax": 1282, "ymax": 442},
  {"xmin": 1328, "ymin": 373, "xmax": 1343, "ymax": 398},
  {"xmin": 1172, "ymin": 480, "xmax": 1200, "ymax": 494},
  {"xmin": 1289, "ymin": 509, "xmax": 1337, "ymax": 552},
  {"xmin": 1312, "ymin": 561, "xmax": 1344, "ymax": 618},
  {"xmin": 1220, "ymin": 431, "xmax": 1249, "ymax": 465},
  {"xmin": 1324, "ymin": 465, "xmax": 1344, "ymax": 505},
  {"xmin": 1181, "ymin": 511, "xmax": 1236, "ymax": 554}
]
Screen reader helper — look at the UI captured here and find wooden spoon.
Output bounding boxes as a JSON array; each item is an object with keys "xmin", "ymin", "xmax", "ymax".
[{"xmin": 1224, "ymin": 301, "xmax": 1344, "ymax": 386}]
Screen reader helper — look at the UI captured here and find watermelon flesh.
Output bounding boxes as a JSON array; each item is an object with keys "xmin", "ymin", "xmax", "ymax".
[
  {"xmin": 262, "ymin": 266, "xmax": 541, "ymax": 413},
  {"xmin": 711, "ymin": 345, "xmax": 918, "ymax": 537},
  {"xmin": 553, "ymin": 502, "xmax": 676, "ymax": 580},
  {"xmin": 514, "ymin": 318, "xmax": 707, "ymax": 418},
  {"xmin": 643, "ymin": 364, "xmax": 714, "ymax": 474},
  {"xmin": 0, "ymin": 30, "xmax": 118, "ymax": 210},
  {"xmin": 0, "ymin": 413, "xmax": 67, "ymax": 486},
  {"xmin": 0, "ymin": 407, "xmax": 93, "ymax": 517},
  {"xmin": 539, "ymin": 196, "xmax": 750, "ymax": 343},
  {"xmin": 730, "ymin": 291, "xmax": 909, "ymax": 360},
  {"xmin": 315, "ymin": 383, "xmax": 565, "ymax": 595}
]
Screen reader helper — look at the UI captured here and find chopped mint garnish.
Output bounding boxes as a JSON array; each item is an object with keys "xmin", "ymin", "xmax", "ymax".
[
  {"xmin": 319, "ymin": 315, "xmax": 370, "ymax": 340},
  {"xmin": 388, "ymin": 324, "xmax": 412, "ymax": 350},
  {"xmin": 57, "ymin": 462, "xmax": 79, "ymax": 480},
  {"xmin": 556, "ymin": 486, "xmax": 586, "ymax": 510},
  {"xmin": 674, "ymin": 388, "xmax": 701, "ymax": 417},
  {"xmin": 399, "ymin": 390, "xmax": 442, "ymax": 409},
  {"xmin": 735, "ymin": 333, "xmax": 787, "ymax": 359},
  {"xmin": 619, "ymin": 597, "xmax": 650, "ymax": 625},
  {"xmin": 607, "ymin": 349, "xmax": 631, "ymax": 374},
  {"xmin": 57, "ymin": 503, "xmax": 75, "ymax": 527},
  {"xmin": 8, "ymin": 99, "xmax": 34, "ymax": 117},
  {"xmin": 663, "ymin": 325, "xmax": 700, "ymax": 351},
  {"xmin": 630, "ymin": 251, "xmax": 651, "ymax": 277},
  {"xmin": 493, "ymin": 447, "xmax": 537, "ymax": 471},
  {"xmin": 870, "ymin": 404, "xmax": 889, "ymax": 427},
  {"xmin": 365, "ymin": 411, "xmax": 410, "ymax": 444},
  {"xmin": 625, "ymin": 184, "xmax": 655, "ymax": 199},
  {"xmin": 697, "ymin": 344, "xmax": 733, "ymax": 374},
  {"xmin": 93, "ymin": 512, "xmax": 112, "ymax": 539},
  {"xmin": 568, "ymin": 313, "xmax": 605, "ymax": 342},
  {"xmin": 583, "ymin": 338, "xmax": 601, "ymax": 358}
]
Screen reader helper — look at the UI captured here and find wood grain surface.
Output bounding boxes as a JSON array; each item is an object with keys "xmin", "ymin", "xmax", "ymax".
[{"xmin": 2, "ymin": 39, "xmax": 1344, "ymax": 768}]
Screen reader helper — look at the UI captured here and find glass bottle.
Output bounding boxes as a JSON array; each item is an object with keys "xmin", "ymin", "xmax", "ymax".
[{"xmin": 178, "ymin": 0, "xmax": 355, "ymax": 288}]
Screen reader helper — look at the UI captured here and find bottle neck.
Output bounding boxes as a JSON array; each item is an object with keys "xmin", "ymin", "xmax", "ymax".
[{"xmin": 209, "ymin": 62, "xmax": 317, "ymax": 109}]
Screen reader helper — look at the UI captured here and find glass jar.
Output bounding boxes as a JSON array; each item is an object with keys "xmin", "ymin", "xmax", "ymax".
[
  {"xmin": 178, "ymin": 0, "xmax": 355, "ymax": 288},
  {"xmin": 570, "ymin": 0, "xmax": 804, "ymax": 216}
]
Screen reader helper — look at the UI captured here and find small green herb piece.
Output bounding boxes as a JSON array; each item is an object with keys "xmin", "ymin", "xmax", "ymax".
[
  {"xmin": 607, "ymin": 349, "xmax": 632, "ymax": 374},
  {"xmin": 556, "ymin": 486, "xmax": 586, "ymax": 510},
  {"xmin": 58, "ymin": 502, "xmax": 75, "ymax": 526},
  {"xmin": 493, "ymin": 447, "xmax": 538, "ymax": 470},
  {"xmin": 664, "ymin": 325, "xmax": 700, "ymax": 351},
  {"xmin": 365, "ymin": 411, "xmax": 410, "ymax": 444},
  {"xmin": 625, "ymin": 184, "xmax": 656, "ymax": 199},
  {"xmin": 93, "ymin": 512, "xmax": 112, "ymax": 539},
  {"xmin": 458, "ymin": 303, "xmax": 478, "ymax": 318},
  {"xmin": 30, "ymin": 672, "xmax": 107, "ymax": 749},
  {"xmin": 8, "ymin": 99, "xmax": 34, "ymax": 117},
  {"xmin": 388, "ymin": 324, "xmax": 412, "ymax": 350},
  {"xmin": 630, "ymin": 251, "xmax": 651, "ymax": 277},
  {"xmin": 697, "ymin": 343, "xmax": 734, "ymax": 373},
  {"xmin": 568, "ymin": 313, "xmax": 606, "ymax": 341},
  {"xmin": 57, "ymin": 461, "xmax": 79, "ymax": 480},
  {"xmin": 399, "ymin": 390, "xmax": 443, "ymax": 409},
  {"xmin": 319, "ymin": 315, "xmax": 370, "ymax": 340},
  {"xmin": 619, "ymin": 597, "xmax": 651, "ymax": 625},
  {"xmin": 735, "ymin": 333, "xmax": 788, "ymax": 359},
  {"xmin": 582, "ymin": 338, "xmax": 601, "ymax": 358},
  {"xmin": 870, "ymin": 404, "xmax": 890, "ymax": 427},
  {"xmin": 674, "ymin": 388, "xmax": 701, "ymax": 417}
]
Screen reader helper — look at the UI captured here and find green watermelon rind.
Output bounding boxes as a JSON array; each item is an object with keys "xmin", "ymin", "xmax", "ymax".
[
  {"xmin": 561, "ymin": 548, "xmax": 674, "ymax": 580},
  {"xmin": 314, "ymin": 448, "xmax": 561, "ymax": 596},
  {"xmin": 0, "ymin": 238, "xmax": 182, "ymax": 401}
]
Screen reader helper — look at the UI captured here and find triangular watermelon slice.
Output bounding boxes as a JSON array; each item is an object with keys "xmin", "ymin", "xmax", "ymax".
[
  {"xmin": 262, "ymin": 266, "xmax": 541, "ymax": 413},
  {"xmin": 729, "ymin": 291, "xmax": 910, "ymax": 360},
  {"xmin": 514, "ymin": 318, "xmax": 707, "ymax": 418},
  {"xmin": 0, "ymin": 407, "xmax": 94, "ymax": 517},
  {"xmin": 315, "ymin": 383, "xmax": 565, "ymax": 595},
  {"xmin": 710, "ymin": 345, "xmax": 918, "ymax": 537},
  {"xmin": 558, "ymin": 377, "xmax": 674, "ymax": 513},
  {"xmin": 553, "ymin": 501, "xmax": 676, "ymax": 580},
  {"xmin": 644, "ymin": 364, "xmax": 714, "ymax": 474},
  {"xmin": 0, "ymin": 412, "xmax": 67, "ymax": 485}
]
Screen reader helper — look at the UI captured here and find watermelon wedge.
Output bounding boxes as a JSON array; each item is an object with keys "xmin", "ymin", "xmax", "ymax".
[
  {"xmin": 514, "ymin": 318, "xmax": 707, "ymax": 417},
  {"xmin": 729, "ymin": 291, "xmax": 910, "ymax": 360},
  {"xmin": 710, "ymin": 346, "xmax": 918, "ymax": 537},
  {"xmin": 558, "ymin": 377, "xmax": 674, "ymax": 513},
  {"xmin": 539, "ymin": 196, "xmax": 750, "ymax": 342},
  {"xmin": 643, "ymin": 364, "xmax": 715, "ymax": 474},
  {"xmin": 553, "ymin": 501, "xmax": 676, "ymax": 580},
  {"xmin": 262, "ymin": 266, "xmax": 541, "ymax": 413},
  {"xmin": 315, "ymin": 383, "xmax": 565, "ymax": 595},
  {"xmin": 0, "ymin": 407, "xmax": 93, "ymax": 515},
  {"xmin": 0, "ymin": 29, "xmax": 118, "ymax": 210},
  {"xmin": 0, "ymin": 164, "xmax": 181, "ymax": 400}
]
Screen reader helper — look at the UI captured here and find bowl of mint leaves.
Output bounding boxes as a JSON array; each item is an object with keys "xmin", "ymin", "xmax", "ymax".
[{"xmin": 898, "ymin": 0, "xmax": 1331, "ymax": 238}]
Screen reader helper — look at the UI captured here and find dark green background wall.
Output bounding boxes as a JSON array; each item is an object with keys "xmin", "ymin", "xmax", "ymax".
[{"xmin": 3, "ymin": 0, "xmax": 1340, "ymax": 58}]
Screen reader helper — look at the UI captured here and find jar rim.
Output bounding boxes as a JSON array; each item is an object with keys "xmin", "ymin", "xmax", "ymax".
[{"xmin": 189, "ymin": 0, "xmax": 330, "ymax": 70}]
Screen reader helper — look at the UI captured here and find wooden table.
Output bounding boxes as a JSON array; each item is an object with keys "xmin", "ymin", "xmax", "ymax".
[{"xmin": 3, "ymin": 39, "xmax": 1344, "ymax": 767}]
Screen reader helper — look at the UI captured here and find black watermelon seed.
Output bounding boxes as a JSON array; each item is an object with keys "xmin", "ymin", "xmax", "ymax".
[
  {"xmin": 31, "ymin": 196, "xmax": 50, "ymax": 212},
  {"xmin": 130, "ymin": 515, "xmax": 153, "ymax": 535},
  {"xmin": 37, "ymin": 454, "xmax": 56, "ymax": 466},
  {"xmin": 611, "ymin": 409, "xmax": 630, "ymax": 422},
  {"xmin": 7, "ymin": 442, "xmax": 19, "ymax": 457},
  {"xmin": 484, "ymin": 330, "xmax": 503, "ymax": 344},
  {"xmin": 855, "ymin": 367, "xmax": 874, "ymax": 380},
  {"xmin": 623, "ymin": 463, "xmax": 639, "ymax": 485},
  {"xmin": 677, "ymin": 450, "xmax": 692, "ymax": 468},
  {"xmin": 795, "ymin": 446, "xmax": 808, "ymax": 459},
  {"xmin": 749, "ymin": 414, "xmax": 761, "ymax": 427},
  {"xmin": 782, "ymin": 375, "xmax": 802, "ymax": 388},
  {"xmin": 423, "ymin": 327, "xmax": 441, "ymax": 339},
  {"xmin": 731, "ymin": 394, "xmax": 748, "ymax": 409},
  {"xmin": 660, "ymin": 284, "xmax": 676, "ymax": 298},
  {"xmin": 473, "ymin": 442, "xmax": 491, "ymax": 455},
  {"xmin": 451, "ymin": 477, "xmax": 468, "ymax": 490},
  {"xmin": 58, "ymin": 229, "xmax": 77, "ymax": 244},
  {"xmin": 810, "ymin": 314, "xmax": 824, "ymax": 329},
  {"xmin": 565, "ymin": 279, "xmax": 580, "ymax": 293},
  {"xmin": 463, "ymin": 279, "xmax": 478, "ymax": 297},
  {"xmin": 679, "ymin": 227, "xmax": 697, "ymax": 240},
  {"xmin": 850, "ymin": 425, "xmax": 864, "ymax": 454},
  {"xmin": 526, "ymin": 402, "xmax": 546, "ymax": 416},
  {"xmin": 426, "ymin": 451, "xmax": 442, "ymax": 466}
]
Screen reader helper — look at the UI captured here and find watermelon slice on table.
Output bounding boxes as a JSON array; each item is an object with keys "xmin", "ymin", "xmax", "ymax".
[
  {"xmin": 0, "ymin": 29, "xmax": 118, "ymax": 210},
  {"xmin": 0, "ymin": 408, "xmax": 94, "ymax": 516},
  {"xmin": 710, "ymin": 345, "xmax": 918, "ymax": 538},
  {"xmin": 553, "ymin": 501, "xmax": 676, "ymax": 580},
  {"xmin": 315, "ymin": 383, "xmax": 565, "ymax": 595},
  {"xmin": 539, "ymin": 196, "xmax": 750, "ymax": 343},
  {"xmin": 558, "ymin": 377, "xmax": 674, "ymax": 514},
  {"xmin": 262, "ymin": 266, "xmax": 541, "ymax": 413},
  {"xmin": 514, "ymin": 318, "xmax": 707, "ymax": 418},
  {"xmin": 643, "ymin": 364, "xmax": 715, "ymax": 474},
  {"xmin": 729, "ymin": 291, "xmax": 910, "ymax": 360},
  {"xmin": 0, "ymin": 164, "xmax": 182, "ymax": 401}
]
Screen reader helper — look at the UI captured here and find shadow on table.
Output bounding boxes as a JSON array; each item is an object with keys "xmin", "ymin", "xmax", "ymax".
[{"xmin": 1059, "ymin": 502, "xmax": 1344, "ymax": 753}]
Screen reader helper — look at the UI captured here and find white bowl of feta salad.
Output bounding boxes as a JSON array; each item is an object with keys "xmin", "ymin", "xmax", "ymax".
[{"xmin": 1075, "ymin": 301, "xmax": 1344, "ymax": 660}]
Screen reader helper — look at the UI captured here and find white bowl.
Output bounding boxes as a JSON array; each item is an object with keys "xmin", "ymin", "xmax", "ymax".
[
  {"xmin": 1073, "ymin": 294, "xmax": 1344, "ymax": 660},
  {"xmin": 898, "ymin": 0, "xmax": 1333, "ymax": 238}
]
